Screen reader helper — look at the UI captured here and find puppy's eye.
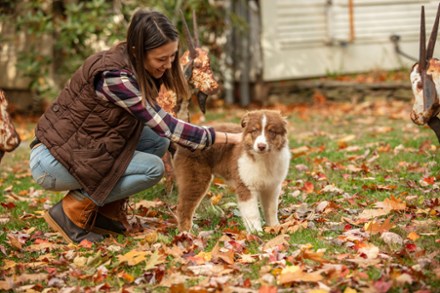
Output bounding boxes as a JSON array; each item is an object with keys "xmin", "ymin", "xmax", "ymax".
[{"xmin": 268, "ymin": 130, "xmax": 277, "ymax": 138}]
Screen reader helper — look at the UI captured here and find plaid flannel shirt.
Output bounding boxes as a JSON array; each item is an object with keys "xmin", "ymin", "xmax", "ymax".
[{"xmin": 94, "ymin": 69, "xmax": 215, "ymax": 150}]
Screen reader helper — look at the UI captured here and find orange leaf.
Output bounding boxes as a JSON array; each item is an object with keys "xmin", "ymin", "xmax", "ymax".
[
  {"xmin": 119, "ymin": 271, "xmax": 135, "ymax": 283},
  {"xmin": 210, "ymin": 193, "xmax": 223, "ymax": 206},
  {"xmin": 118, "ymin": 250, "xmax": 148, "ymax": 266},
  {"xmin": 303, "ymin": 182, "xmax": 314, "ymax": 194},
  {"xmin": 364, "ymin": 218, "xmax": 394, "ymax": 234},
  {"xmin": 211, "ymin": 237, "xmax": 235, "ymax": 265},
  {"xmin": 0, "ymin": 280, "xmax": 13, "ymax": 291},
  {"xmin": 423, "ymin": 176, "xmax": 435, "ymax": 185},
  {"xmin": 259, "ymin": 284, "xmax": 277, "ymax": 293},
  {"xmin": 78, "ymin": 239, "xmax": 93, "ymax": 248},
  {"xmin": 300, "ymin": 246, "xmax": 328, "ymax": 263},
  {"xmin": 263, "ymin": 234, "xmax": 289, "ymax": 250},
  {"xmin": 379, "ymin": 195, "xmax": 406, "ymax": 211},
  {"xmin": 170, "ymin": 283, "xmax": 187, "ymax": 293},
  {"xmin": 278, "ymin": 265, "xmax": 323, "ymax": 284},
  {"xmin": 407, "ymin": 232, "xmax": 420, "ymax": 241}
]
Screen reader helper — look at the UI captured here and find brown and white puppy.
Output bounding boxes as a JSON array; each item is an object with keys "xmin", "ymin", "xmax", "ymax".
[{"xmin": 173, "ymin": 110, "xmax": 291, "ymax": 233}]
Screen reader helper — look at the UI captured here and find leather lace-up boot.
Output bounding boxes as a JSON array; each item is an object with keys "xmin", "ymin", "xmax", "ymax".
[
  {"xmin": 43, "ymin": 192, "xmax": 104, "ymax": 243},
  {"xmin": 93, "ymin": 198, "xmax": 143, "ymax": 235}
]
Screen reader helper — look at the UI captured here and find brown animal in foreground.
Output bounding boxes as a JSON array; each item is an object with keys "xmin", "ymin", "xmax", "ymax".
[
  {"xmin": 173, "ymin": 110, "xmax": 291, "ymax": 233},
  {"xmin": 0, "ymin": 89, "xmax": 21, "ymax": 163}
]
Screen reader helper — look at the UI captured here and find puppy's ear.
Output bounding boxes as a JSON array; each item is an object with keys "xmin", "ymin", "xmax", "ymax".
[{"xmin": 241, "ymin": 112, "xmax": 250, "ymax": 128}]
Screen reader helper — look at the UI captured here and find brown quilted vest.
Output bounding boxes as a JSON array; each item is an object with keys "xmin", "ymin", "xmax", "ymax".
[{"xmin": 35, "ymin": 43, "xmax": 144, "ymax": 205}]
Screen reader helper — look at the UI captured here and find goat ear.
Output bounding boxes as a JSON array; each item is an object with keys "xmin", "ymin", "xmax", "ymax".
[{"xmin": 241, "ymin": 112, "xmax": 249, "ymax": 128}]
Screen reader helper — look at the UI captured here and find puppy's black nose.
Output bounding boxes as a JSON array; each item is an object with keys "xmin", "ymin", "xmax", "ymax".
[{"xmin": 257, "ymin": 143, "xmax": 267, "ymax": 151}]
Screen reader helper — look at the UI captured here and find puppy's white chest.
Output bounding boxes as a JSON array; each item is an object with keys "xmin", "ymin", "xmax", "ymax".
[{"xmin": 237, "ymin": 146, "xmax": 290, "ymax": 189}]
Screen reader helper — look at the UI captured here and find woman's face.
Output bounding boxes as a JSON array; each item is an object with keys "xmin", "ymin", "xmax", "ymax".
[{"xmin": 144, "ymin": 41, "xmax": 178, "ymax": 79}]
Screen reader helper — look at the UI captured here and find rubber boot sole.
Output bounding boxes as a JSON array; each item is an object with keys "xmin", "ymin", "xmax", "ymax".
[
  {"xmin": 91, "ymin": 226, "xmax": 124, "ymax": 237},
  {"xmin": 43, "ymin": 211, "xmax": 74, "ymax": 244}
]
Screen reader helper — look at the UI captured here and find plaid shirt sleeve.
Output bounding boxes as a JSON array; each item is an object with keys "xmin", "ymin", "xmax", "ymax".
[{"xmin": 95, "ymin": 69, "xmax": 215, "ymax": 150}]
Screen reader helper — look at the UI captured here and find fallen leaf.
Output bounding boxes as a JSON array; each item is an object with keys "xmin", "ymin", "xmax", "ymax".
[
  {"xmin": 259, "ymin": 284, "xmax": 278, "ymax": 293},
  {"xmin": 277, "ymin": 265, "xmax": 323, "ymax": 284},
  {"xmin": 298, "ymin": 244, "xmax": 328, "ymax": 263},
  {"xmin": 376, "ymin": 196, "xmax": 406, "ymax": 211},
  {"xmin": 73, "ymin": 256, "xmax": 87, "ymax": 267},
  {"xmin": 210, "ymin": 193, "xmax": 223, "ymax": 205},
  {"xmin": 358, "ymin": 243, "xmax": 379, "ymax": 259},
  {"xmin": 291, "ymin": 146, "xmax": 310, "ymax": 156},
  {"xmin": 407, "ymin": 232, "xmax": 420, "ymax": 241},
  {"xmin": 373, "ymin": 279, "xmax": 393, "ymax": 293},
  {"xmin": 119, "ymin": 271, "xmax": 135, "ymax": 283},
  {"xmin": 303, "ymin": 181, "xmax": 314, "ymax": 194},
  {"xmin": 186, "ymin": 263, "xmax": 229, "ymax": 276},
  {"xmin": 143, "ymin": 231, "xmax": 158, "ymax": 244},
  {"xmin": 1, "ymin": 202, "xmax": 15, "ymax": 209},
  {"xmin": 170, "ymin": 283, "xmax": 187, "ymax": 293},
  {"xmin": 7, "ymin": 234, "xmax": 22, "ymax": 250},
  {"xmin": 381, "ymin": 232, "xmax": 403, "ymax": 249},
  {"xmin": 358, "ymin": 208, "xmax": 390, "ymax": 219},
  {"xmin": 193, "ymin": 251, "xmax": 212, "ymax": 264},
  {"xmin": 211, "ymin": 235, "xmax": 235, "ymax": 265},
  {"xmin": 238, "ymin": 253, "xmax": 257, "ymax": 264},
  {"xmin": 364, "ymin": 218, "xmax": 394, "ymax": 234},
  {"xmin": 78, "ymin": 239, "xmax": 93, "ymax": 248},
  {"xmin": 0, "ymin": 280, "xmax": 13, "ymax": 291},
  {"xmin": 0, "ymin": 216, "xmax": 9, "ymax": 225},
  {"xmin": 263, "ymin": 234, "xmax": 289, "ymax": 251},
  {"xmin": 145, "ymin": 250, "xmax": 166, "ymax": 271},
  {"xmin": 1, "ymin": 259, "xmax": 16, "ymax": 270},
  {"xmin": 118, "ymin": 250, "xmax": 148, "ymax": 266},
  {"xmin": 135, "ymin": 199, "xmax": 164, "ymax": 209},
  {"xmin": 395, "ymin": 273, "xmax": 413, "ymax": 285}
]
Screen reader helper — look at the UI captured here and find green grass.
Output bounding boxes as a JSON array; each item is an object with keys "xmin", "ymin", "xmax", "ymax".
[{"xmin": 1, "ymin": 101, "xmax": 439, "ymax": 292}]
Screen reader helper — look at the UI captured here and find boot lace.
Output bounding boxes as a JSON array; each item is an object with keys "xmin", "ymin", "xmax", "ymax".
[{"xmin": 118, "ymin": 199, "xmax": 143, "ymax": 233}]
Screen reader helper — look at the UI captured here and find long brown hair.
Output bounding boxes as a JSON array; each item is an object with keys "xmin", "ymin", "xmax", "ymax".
[{"xmin": 126, "ymin": 8, "xmax": 189, "ymax": 106}]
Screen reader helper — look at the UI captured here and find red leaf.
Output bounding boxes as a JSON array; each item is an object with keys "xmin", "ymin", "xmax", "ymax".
[
  {"xmin": 423, "ymin": 176, "xmax": 435, "ymax": 185},
  {"xmin": 79, "ymin": 239, "xmax": 93, "ymax": 248},
  {"xmin": 243, "ymin": 278, "xmax": 252, "ymax": 288},
  {"xmin": 405, "ymin": 243, "xmax": 417, "ymax": 252},
  {"xmin": 46, "ymin": 267, "xmax": 57, "ymax": 275},
  {"xmin": 302, "ymin": 182, "xmax": 314, "ymax": 194},
  {"xmin": 373, "ymin": 279, "xmax": 393, "ymax": 293},
  {"xmin": 1, "ymin": 202, "xmax": 15, "ymax": 209}
]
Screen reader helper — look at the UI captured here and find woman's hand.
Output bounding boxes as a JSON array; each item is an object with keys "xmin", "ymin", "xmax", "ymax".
[{"xmin": 216, "ymin": 132, "xmax": 242, "ymax": 145}]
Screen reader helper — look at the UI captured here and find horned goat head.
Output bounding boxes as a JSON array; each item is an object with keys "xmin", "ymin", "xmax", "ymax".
[{"xmin": 410, "ymin": 3, "xmax": 440, "ymax": 126}]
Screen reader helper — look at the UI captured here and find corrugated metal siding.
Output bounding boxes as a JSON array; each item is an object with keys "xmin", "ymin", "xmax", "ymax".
[
  {"xmin": 261, "ymin": 0, "xmax": 439, "ymax": 80},
  {"xmin": 266, "ymin": 1, "xmax": 328, "ymax": 49}
]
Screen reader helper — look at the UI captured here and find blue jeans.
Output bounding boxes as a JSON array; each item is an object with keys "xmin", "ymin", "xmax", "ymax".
[{"xmin": 29, "ymin": 127, "xmax": 170, "ymax": 205}]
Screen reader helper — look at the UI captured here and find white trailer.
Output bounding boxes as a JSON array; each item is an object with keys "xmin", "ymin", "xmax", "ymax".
[{"xmin": 259, "ymin": 0, "xmax": 438, "ymax": 81}]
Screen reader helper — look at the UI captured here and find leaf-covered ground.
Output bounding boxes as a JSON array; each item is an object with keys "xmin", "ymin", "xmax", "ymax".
[{"xmin": 0, "ymin": 98, "xmax": 439, "ymax": 292}]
